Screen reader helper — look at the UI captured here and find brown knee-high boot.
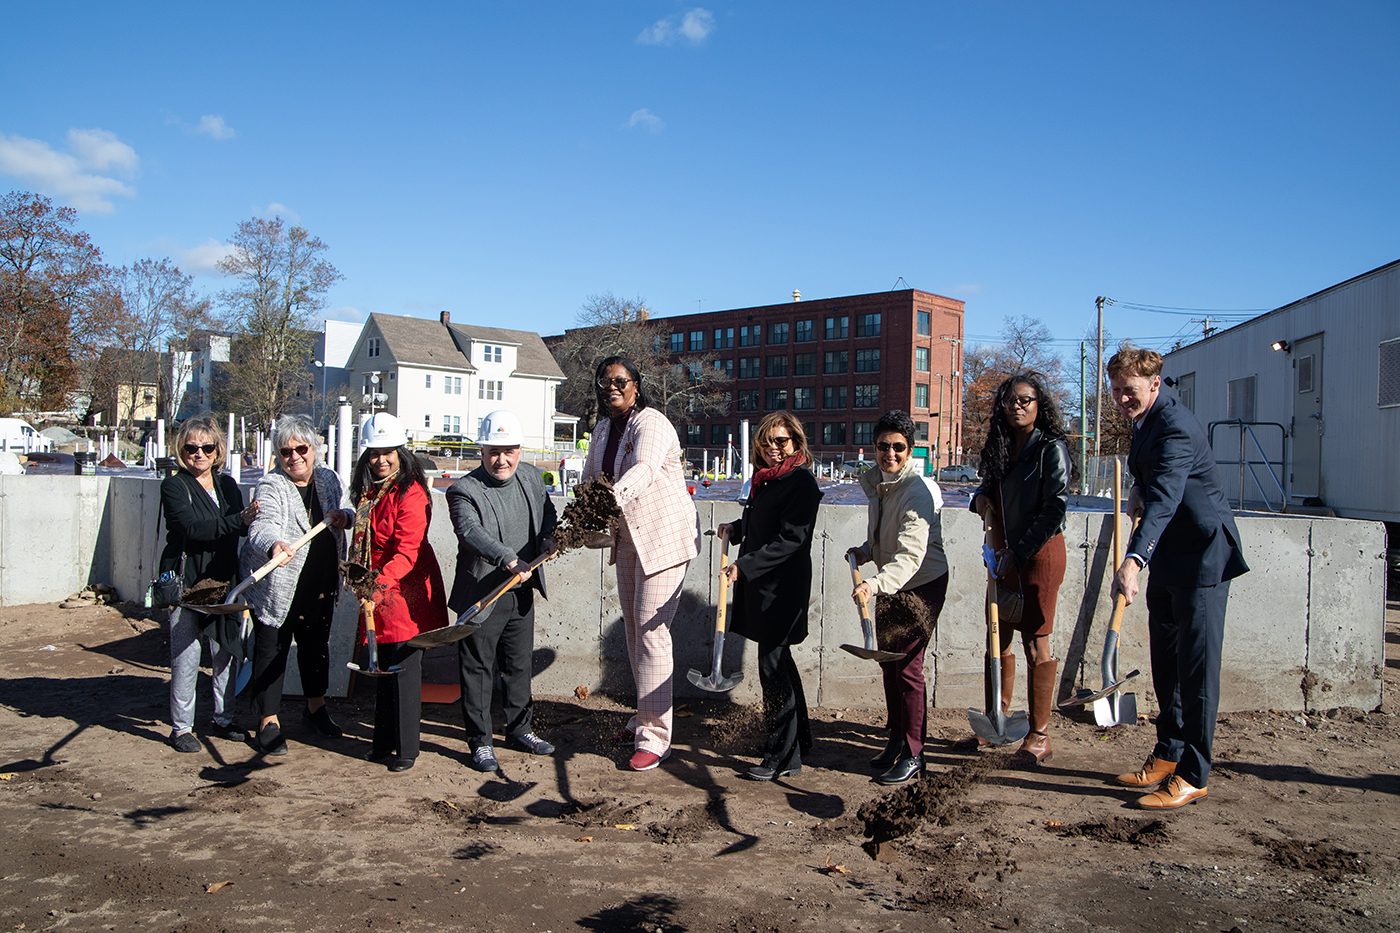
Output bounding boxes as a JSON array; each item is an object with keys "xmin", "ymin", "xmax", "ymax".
[
  {"xmin": 954, "ymin": 653, "xmax": 1016, "ymax": 751},
  {"xmin": 1012, "ymin": 659, "xmax": 1057, "ymax": 766}
]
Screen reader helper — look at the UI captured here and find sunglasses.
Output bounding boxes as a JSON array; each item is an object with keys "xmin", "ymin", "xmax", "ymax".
[
  {"xmin": 279, "ymin": 444, "xmax": 311, "ymax": 459},
  {"xmin": 1005, "ymin": 395, "xmax": 1038, "ymax": 409},
  {"xmin": 597, "ymin": 377, "xmax": 634, "ymax": 391},
  {"xmin": 183, "ymin": 443, "xmax": 217, "ymax": 456},
  {"xmin": 761, "ymin": 435, "xmax": 793, "ymax": 449},
  {"xmin": 876, "ymin": 442, "xmax": 908, "ymax": 453}
]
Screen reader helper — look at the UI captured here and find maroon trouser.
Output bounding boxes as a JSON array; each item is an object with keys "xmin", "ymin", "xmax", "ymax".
[{"xmin": 879, "ymin": 573, "xmax": 949, "ymax": 757}]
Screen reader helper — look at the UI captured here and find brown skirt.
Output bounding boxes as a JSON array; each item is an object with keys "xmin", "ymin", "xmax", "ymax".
[{"xmin": 995, "ymin": 532, "xmax": 1067, "ymax": 637}]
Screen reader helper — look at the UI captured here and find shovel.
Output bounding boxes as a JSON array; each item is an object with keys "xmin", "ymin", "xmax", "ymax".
[
  {"xmin": 406, "ymin": 550, "xmax": 554, "ymax": 648},
  {"xmin": 347, "ymin": 598, "xmax": 400, "ymax": 677},
  {"xmin": 687, "ymin": 527, "xmax": 744, "ymax": 692},
  {"xmin": 967, "ymin": 516, "xmax": 1030, "ymax": 745},
  {"xmin": 840, "ymin": 553, "xmax": 906, "ymax": 662},
  {"xmin": 1059, "ymin": 460, "xmax": 1140, "ymax": 724}
]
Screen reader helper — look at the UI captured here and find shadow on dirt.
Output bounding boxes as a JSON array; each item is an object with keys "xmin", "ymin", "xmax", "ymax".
[{"xmin": 577, "ymin": 893, "xmax": 686, "ymax": 933}]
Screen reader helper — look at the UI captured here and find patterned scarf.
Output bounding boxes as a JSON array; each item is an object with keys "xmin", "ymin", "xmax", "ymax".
[
  {"xmin": 350, "ymin": 470, "xmax": 398, "ymax": 566},
  {"xmin": 749, "ymin": 451, "xmax": 806, "ymax": 497}
]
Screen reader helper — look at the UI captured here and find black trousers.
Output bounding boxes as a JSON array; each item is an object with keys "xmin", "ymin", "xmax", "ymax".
[
  {"xmin": 1146, "ymin": 577, "xmax": 1230, "ymax": 788},
  {"xmin": 757, "ymin": 639, "xmax": 812, "ymax": 772},
  {"xmin": 457, "ymin": 589, "xmax": 535, "ymax": 747},
  {"xmin": 248, "ymin": 602, "xmax": 335, "ymax": 721},
  {"xmin": 373, "ymin": 641, "xmax": 423, "ymax": 760}
]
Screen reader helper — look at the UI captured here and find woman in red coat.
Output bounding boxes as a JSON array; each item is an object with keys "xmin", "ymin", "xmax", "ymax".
[{"xmin": 350, "ymin": 414, "xmax": 449, "ymax": 773}]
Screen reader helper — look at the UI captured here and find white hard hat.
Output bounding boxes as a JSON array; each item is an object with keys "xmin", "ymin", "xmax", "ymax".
[
  {"xmin": 360, "ymin": 412, "xmax": 407, "ymax": 449},
  {"xmin": 478, "ymin": 410, "xmax": 523, "ymax": 447}
]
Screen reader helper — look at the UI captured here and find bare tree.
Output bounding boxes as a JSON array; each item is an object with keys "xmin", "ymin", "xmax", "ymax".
[
  {"xmin": 217, "ymin": 217, "xmax": 341, "ymax": 430},
  {"xmin": 551, "ymin": 292, "xmax": 731, "ymax": 429},
  {"xmin": 0, "ymin": 191, "xmax": 112, "ymax": 414}
]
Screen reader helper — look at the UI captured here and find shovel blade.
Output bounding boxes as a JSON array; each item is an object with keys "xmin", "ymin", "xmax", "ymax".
[
  {"xmin": 404, "ymin": 621, "xmax": 483, "ymax": 648},
  {"xmin": 840, "ymin": 643, "xmax": 907, "ymax": 663},
  {"xmin": 346, "ymin": 661, "xmax": 403, "ymax": 677},
  {"xmin": 179, "ymin": 601, "xmax": 248, "ymax": 616},
  {"xmin": 686, "ymin": 668, "xmax": 744, "ymax": 693},
  {"xmin": 1092, "ymin": 691, "xmax": 1138, "ymax": 727},
  {"xmin": 1060, "ymin": 670, "xmax": 1141, "ymax": 708},
  {"xmin": 967, "ymin": 708, "xmax": 1030, "ymax": 746}
]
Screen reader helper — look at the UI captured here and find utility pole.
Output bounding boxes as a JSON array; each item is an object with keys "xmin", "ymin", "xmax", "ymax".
[
  {"xmin": 1079, "ymin": 341, "xmax": 1088, "ymax": 494},
  {"xmin": 939, "ymin": 334, "xmax": 963, "ymax": 467},
  {"xmin": 1094, "ymin": 297, "xmax": 1105, "ymax": 465}
]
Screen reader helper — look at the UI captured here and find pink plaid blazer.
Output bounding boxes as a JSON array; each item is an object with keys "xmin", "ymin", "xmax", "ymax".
[{"xmin": 583, "ymin": 406, "xmax": 699, "ymax": 576}]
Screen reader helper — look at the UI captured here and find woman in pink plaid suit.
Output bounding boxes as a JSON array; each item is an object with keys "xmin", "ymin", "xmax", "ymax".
[{"xmin": 583, "ymin": 356, "xmax": 700, "ymax": 771}]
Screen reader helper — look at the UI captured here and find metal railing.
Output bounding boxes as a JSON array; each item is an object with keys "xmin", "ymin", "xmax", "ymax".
[{"xmin": 1207, "ymin": 420, "xmax": 1287, "ymax": 512}]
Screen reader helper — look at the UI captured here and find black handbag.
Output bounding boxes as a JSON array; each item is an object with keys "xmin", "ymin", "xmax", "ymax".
[{"xmin": 149, "ymin": 484, "xmax": 188, "ymax": 609}]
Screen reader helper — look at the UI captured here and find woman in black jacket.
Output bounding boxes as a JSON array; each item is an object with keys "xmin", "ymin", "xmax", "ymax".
[
  {"xmin": 961, "ymin": 371, "xmax": 1075, "ymax": 766},
  {"xmin": 159, "ymin": 414, "xmax": 257, "ymax": 752},
  {"xmin": 716, "ymin": 412, "xmax": 823, "ymax": 781}
]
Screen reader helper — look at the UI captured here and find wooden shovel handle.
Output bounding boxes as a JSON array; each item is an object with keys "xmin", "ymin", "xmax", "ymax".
[
  {"xmin": 847, "ymin": 552, "xmax": 872, "ymax": 623},
  {"xmin": 1113, "ymin": 458, "xmax": 1123, "ymax": 569},
  {"xmin": 714, "ymin": 526, "xmax": 731, "ymax": 635},
  {"xmin": 1108, "ymin": 517, "xmax": 1142, "ymax": 635},
  {"xmin": 457, "ymin": 550, "xmax": 553, "ymax": 624},
  {"xmin": 225, "ymin": 520, "xmax": 331, "ymax": 603}
]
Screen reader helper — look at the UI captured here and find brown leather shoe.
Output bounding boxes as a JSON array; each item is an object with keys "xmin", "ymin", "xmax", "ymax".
[
  {"xmin": 1010, "ymin": 658, "xmax": 1057, "ymax": 767},
  {"xmin": 1135, "ymin": 774, "xmax": 1207, "ymax": 809},
  {"xmin": 1115, "ymin": 755, "xmax": 1177, "ymax": 787}
]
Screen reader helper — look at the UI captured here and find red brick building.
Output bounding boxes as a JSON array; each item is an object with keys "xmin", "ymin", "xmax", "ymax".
[{"xmin": 654, "ymin": 288, "xmax": 965, "ymax": 470}]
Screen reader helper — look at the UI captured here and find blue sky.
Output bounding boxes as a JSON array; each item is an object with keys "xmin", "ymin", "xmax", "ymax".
[{"xmin": 3, "ymin": 2, "xmax": 1396, "ymax": 358}]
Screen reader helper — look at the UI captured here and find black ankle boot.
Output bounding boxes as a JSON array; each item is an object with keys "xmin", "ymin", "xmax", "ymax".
[
  {"xmin": 869, "ymin": 733, "xmax": 903, "ymax": 770},
  {"xmin": 876, "ymin": 749, "xmax": 925, "ymax": 785}
]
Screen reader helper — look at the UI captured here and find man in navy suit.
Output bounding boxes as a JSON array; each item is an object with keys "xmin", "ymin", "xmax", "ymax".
[{"xmin": 1108, "ymin": 347, "xmax": 1249, "ymax": 809}]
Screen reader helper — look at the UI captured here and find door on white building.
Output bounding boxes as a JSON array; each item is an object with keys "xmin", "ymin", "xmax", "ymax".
[{"xmin": 1290, "ymin": 333, "xmax": 1323, "ymax": 499}]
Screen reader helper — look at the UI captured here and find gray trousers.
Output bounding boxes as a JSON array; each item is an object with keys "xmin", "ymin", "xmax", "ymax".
[{"xmin": 168, "ymin": 607, "xmax": 237, "ymax": 734}]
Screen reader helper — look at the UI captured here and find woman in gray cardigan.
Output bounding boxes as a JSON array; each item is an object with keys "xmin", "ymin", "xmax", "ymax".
[{"xmin": 240, "ymin": 415, "xmax": 354, "ymax": 756}]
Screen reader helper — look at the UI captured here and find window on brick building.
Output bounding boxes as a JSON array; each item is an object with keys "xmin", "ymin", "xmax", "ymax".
[
  {"xmin": 915, "ymin": 421, "xmax": 929, "ymax": 442},
  {"xmin": 670, "ymin": 332, "xmax": 684, "ymax": 353},
  {"xmin": 713, "ymin": 327, "xmax": 734, "ymax": 349},
  {"xmin": 685, "ymin": 425, "xmax": 702, "ymax": 445},
  {"xmin": 738, "ymin": 357, "xmax": 760, "ymax": 379},
  {"xmin": 768, "ymin": 322, "xmax": 788, "ymax": 344},
  {"xmin": 853, "ymin": 421, "xmax": 874, "ymax": 445},
  {"xmin": 739, "ymin": 325, "xmax": 762, "ymax": 347},
  {"xmin": 737, "ymin": 389, "xmax": 760, "ymax": 411},
  {"xmin": 711, "ymin": 424, "xmax": 731, "ymax": 445},
  {"xmin": 856, "ymin": 313, "xmax": 881, "ymax": 337},
  {"xmin": 713, "ymin": 358, "xmax": 733, "ymax": 379},
  {"xmin": 794, "ymin": 320, "xmax": 814, "ymax": 342},
  {"xmin": 917, "ymin": 310, "xmax": 931, "ymax": 336},
  {"xmin": 689, "ymin": 331, "xmax": 705, "ymax": 352},
  {"xmin": 793, "ymin": 352, "xmax": 815, "ymax": 376},
  {"xmin": 855, "ymin": 348, "xmax": 880, "ymax": 373},
  {"xmin": 823, "ymin": 350, "xmax": 847, "ymax": 374},
  {"xmin": 854, "ymin": 384, "xmax": 879, "ymax": 408},
  {"xmin": 914, "ymin": 383, "xmax": 929, "ymax": 408},
  {"xmin": 823, "ymin": 385, "xmax": 847, "ymax": 409},
  {"xmin": 792, "ymin": 387, "xmax": 814, "ymax": 410},
  {"xmin": 825, "ymin": 315, "xmax": 849, "ymax": 340},
  {"xmin": 765, "ymin": 388, "xmax": 787, "ymax": 410},
  {"xmin": 823, "ymin": 422, "xmax": 847, "ymax": 445},
  {"xmin": 915, "ymin": 347, "xmax": 930, "ymax": 372},
  {"xmin": 766, "ymin": 355, "xmax": 787, "ymax": 377}
]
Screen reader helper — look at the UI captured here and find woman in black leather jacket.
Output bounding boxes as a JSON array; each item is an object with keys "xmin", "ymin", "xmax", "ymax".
[{"xmin": 961, "ymin": 371, "xmax": 1075, "ymax": 766}]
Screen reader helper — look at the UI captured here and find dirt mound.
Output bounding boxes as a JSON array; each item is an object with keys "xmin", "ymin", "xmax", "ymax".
[
  {"xmin": 875, "ymin": 590, "xmax": 935, "ymax": 648},
  {"xmin": 1056, "ymin": 816, "xmax": 1170, "ymax": 846},
  {"xmin": 179, "ymin": 577, "xmax": 229, "ymax": 605},
  {"xmin": 420, "ymin": 797, "xmax": 499, "ymax": 826},
  {"xmin": 1254, "ymin": 835, "xmax": 1370, "ymax": 880},
  {"xmin": 553, "ymin": 477, "xmax": 621, "ymax": 553},
  {"xmin": 858, "ymin": 756, "xmax": 998, "ymax": 844},
  {"xmin": 557, "ymin": 796, "xmax": 645, "ymax": 828},
  {"xmin": 646, "ymin": 801, "xmax": 723, "ymax": 845}
]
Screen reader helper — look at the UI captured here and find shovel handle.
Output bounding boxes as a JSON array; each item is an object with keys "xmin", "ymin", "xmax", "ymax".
[
  {"xmin": 225, "ymin": 520, "xmax": 331, "ymax": 604},
  {"xmin": 714, "ymin": 526, "xmax": 731, "ymax": 636},
  {"xmin": 847, "ymin": 552, "xmax": 878, "ymax": 651},
  {"xmin": 454, "ymin": 550, "xmax": 552, "ymax": 627},
  {"xmin": 982, "ymin": 515, "xmax": 1002, "ymax": 652},
  {"xmin": 1113, "ymin": 458, "xmax": 1123, "ymax": 569}
]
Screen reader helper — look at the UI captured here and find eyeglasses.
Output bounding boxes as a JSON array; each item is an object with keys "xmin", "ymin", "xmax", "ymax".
[
  {"xmin": 1005, "ymin": 395, "xmax": 1038, "ymax": 410},
  {"xmin": 761, "ymin": 436, "xmax": 792, "ymax": 449},
  {"xmin": 597, "ymin": 377, "xmax": 634, "ymax": 391},
  {"xmin": 279, "ymin": 444, "xmax": 311, "ymax": 459},
  {"xmin": 183, "ymin": 443, "xmax": 217, "ymax": 456},
  {"xmin": 876, "ymin": 442, "xmax": 908, "ymax": 453}
]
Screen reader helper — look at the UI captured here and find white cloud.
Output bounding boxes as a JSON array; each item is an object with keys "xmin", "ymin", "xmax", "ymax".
[
  {"xmin": 258, "ymin": 202, "xmax": 301, "ymax": 223},
  {"xmin": 322, "ymin": 305, "xmax": 366, "ymax": 324},
  {"xmin": 0, "ymin": 129, "xmax": 138, "ymax": 213},
  {"xmin": 176, "ymin": 238, "xmax": 238, "ymax": 277},
  {"xmin": 625, "ymin": 109, "xmax": 666, "ymax": 133},
  {"xmin": 637, "ymin": 7, "xmax": 714, "ymax": 46},
  {"xmin": 195, "ymin": 115, "xmax": 235, "ymax": 140}
]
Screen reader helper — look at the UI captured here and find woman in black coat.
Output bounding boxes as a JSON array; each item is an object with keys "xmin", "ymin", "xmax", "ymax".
[
  {"xmin": 716, "ymin": 412, "xmax": 823, "ymax": 781},
  {"xmin": 158, "ymin": 413, "xmax": 257, "ymax": 752}
]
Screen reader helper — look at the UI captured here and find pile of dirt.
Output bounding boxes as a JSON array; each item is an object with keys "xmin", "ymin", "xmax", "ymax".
[
  {"xmin": 552, "ymin": 477, "xmax": 621, "ymax": 552},
  {"xmin": 707, "ymin": 704, "xmax": 766, "ymax": 756},
  {"xmin": 875, "ymin": 590, "xmax": 935, "ymax": 648},
  {"xmin": 1254, "ymin": 835, "xmax": 1371, "ymax": 880},
  {"xmin": 340, "ymin": 560, "xmax": 381, "ymax": 600},
  {"xmin": 646, "ymin": 802, "xmax": 722, "ymax": 845},
  {"xmin": 558, "ymin": 796, "xmax": 645, "ymax": 828},
  {"xmin": 1056, "ymin": 816, "xmax": 1170, "ymax": 846},
  {"xmin": 178, "ymin": 577, "xmax": 228, "ymax": 605},
  {"xmin": 858, "ymin": 756, "xmax": 998, "ymax": 844}
]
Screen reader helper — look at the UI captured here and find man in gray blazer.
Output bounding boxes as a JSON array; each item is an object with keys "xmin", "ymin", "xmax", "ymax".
[{"xmin": 446, "ymin": 410, "xmax": 557, "ymax": 772}]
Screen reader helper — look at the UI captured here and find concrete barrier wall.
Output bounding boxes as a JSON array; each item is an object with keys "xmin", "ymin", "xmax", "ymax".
[{"xmin": 1, "ymin": 475, "xmax": 1385, "ymax": 712}]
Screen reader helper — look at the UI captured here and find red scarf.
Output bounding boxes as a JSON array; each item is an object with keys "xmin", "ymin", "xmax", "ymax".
[{"xmin": 749, "ymin": 451, "xmax": 807, "ymax": 497}]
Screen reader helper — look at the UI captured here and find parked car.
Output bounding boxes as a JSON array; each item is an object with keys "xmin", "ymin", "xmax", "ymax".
[
  {"xmin": 427, "ymin": 434, "xmax": 480, "ymax": 458},
  {"xmin": 0, "ymin": 418, "xmax": 53, "ymax": 453},
  {"xmin": 837, "ymin": 460, "xmax": 873, "ymax": 478},
  {"xmin": 937, "ymin": 463, "xmax": 979, "ymax": 483}
]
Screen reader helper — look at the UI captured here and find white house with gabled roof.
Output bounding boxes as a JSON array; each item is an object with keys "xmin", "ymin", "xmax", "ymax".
[{"xmin": 343, "ymin": 311, "xmax": 574, "ymax": 451}]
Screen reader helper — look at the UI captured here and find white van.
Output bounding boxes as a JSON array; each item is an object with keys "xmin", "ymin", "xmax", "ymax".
[{"xmin": 0, "ymin": 418, "xmax": 54, "ymax": 453}]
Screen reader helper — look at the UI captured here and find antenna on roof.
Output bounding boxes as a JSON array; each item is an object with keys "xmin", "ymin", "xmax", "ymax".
[{"xmin": 891, "ymin": 277, "xmax": 910, "ymax": 290}]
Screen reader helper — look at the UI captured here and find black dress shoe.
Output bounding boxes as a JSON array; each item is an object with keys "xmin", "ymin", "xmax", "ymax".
[
  {"xmin": 249, "ymin": 724, "xmax": 288, "ymax": 756},
  {"xmin": 388, "ymin": 758, "xmax": 415, "ymax": 773},
  {"xmin": 876, "ymin": 754, "xmax": 925, "ymax": 785},
  {"xmin": 869, "ymin": 735, "xmax": 904, "ymax": 770},
  {"xmin": 744, "ymin": 762, "xmax": 801, "ymax": 781},
  {"xmin": 365, "ymin": 749, "xmax": 394, "ymax": 763}
]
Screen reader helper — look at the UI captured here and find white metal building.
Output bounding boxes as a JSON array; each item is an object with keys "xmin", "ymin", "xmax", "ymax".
[
  {"xmin": 1160, "ymin": 258, "xmax": 1399, "ymax": 523},
  {"xmin": 342, "ymin": 311, "xmax": 572, "ymax": 451}
]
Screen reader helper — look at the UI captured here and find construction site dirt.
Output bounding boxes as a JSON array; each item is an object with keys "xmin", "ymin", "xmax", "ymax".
[{"xmin": 0, "ymin": 597, "xmax": 1396, "ymax": 933}]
